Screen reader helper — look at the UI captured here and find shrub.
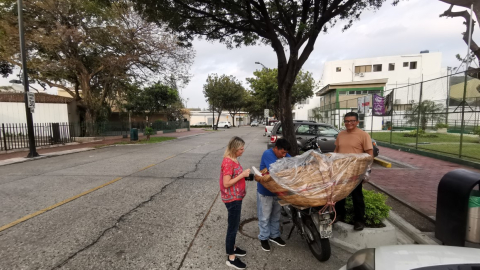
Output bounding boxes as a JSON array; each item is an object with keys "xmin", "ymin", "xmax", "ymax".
[
  {"xmin": 474, "ymin": 127, "xmax": 480, "ymax": 136},
  {"xmin": 144, "ymin": 127, "xmax": 155, "ymax": 135},
  {"xmin": 344, "ymin": 189, "xmax": 391, "ymax": 227},
  {"xmin": 403, "ymin": 129, "xmax": 438, "ymax": 138},
  {"xmin": 435, "ymin": 123, "xmax": 448, "ymax": 129}
]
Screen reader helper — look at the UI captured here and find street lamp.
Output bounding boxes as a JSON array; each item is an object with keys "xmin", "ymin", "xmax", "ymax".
[
  {"xmin": 255, "ymin": 61, "xmax": 267, "ymax": 69},
  {"xmin": 17, "ymin": 0, "xmax": 38, "ymax": 158}
]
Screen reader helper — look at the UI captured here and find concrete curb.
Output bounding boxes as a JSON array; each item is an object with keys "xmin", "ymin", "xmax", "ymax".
[
  {"xmin": 0, "ymin": 148, "xmax": 95, "ymax": 167},
  {"xmin": 374, "ymin": 157, "xmax": 392, "ymax": 168},
  {"xmin": 386, "ymin": 211, "xmax": 438, "ymax": 245},
  {"xmin": 330, "ymin": 210, "xmax": 437, "ymax": 253}
]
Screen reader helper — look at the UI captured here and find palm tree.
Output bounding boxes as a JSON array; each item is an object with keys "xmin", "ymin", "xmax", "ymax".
[{"xmin": 404, "ymin": 100, "xmax": 445, "ymax": 130}]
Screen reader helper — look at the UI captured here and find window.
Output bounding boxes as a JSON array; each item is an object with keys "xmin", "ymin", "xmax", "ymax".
[
  {"xmin": 354, "ymin": 65, "xmax": 372, "ymax": 73},
  {"xmin": 403, "ymin": 62, "xmax": 408, "ymax": 67},
  {"xmin": 317, "ymin": 126, "xmax": 339, "ymax": 137},
  {"xmin": 336, "ymin": 67, "xmax": 341, "ymax": 72},
  {"xmin": 388, "ymin": 63, "xmax": 395, "ymax": 71},
  {"xmin": 349, "ymin": 91, "xmax": 356, "ymax": 95},
  {"xmin": 296, "ymin": 124, "xmax": 317, "ymax": 135},
  {"xmin": 276, "ymin": 125, "xmax": 283, "ymax": 134},
  {"xmin": 373, "ymin": 64, "xmax": 382, "ymax": 72},
  {"xmin": 410, "ymin": 61, "xmax": 417, "ymax": 69}
]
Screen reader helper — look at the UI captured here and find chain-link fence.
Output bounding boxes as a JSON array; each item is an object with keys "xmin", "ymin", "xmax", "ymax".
[{"xmin": 312, "ymin": 70, "xmax": 480, "ymax": 162}]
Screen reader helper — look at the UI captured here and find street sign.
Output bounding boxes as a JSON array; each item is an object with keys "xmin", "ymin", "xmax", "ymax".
[
  {"xmin": 27, "ymin": 92, "xmax": 35, "ymax": 113},
  {"xmin": 264, "ymin": 109, "xmax": 269, "ymax": 118}
]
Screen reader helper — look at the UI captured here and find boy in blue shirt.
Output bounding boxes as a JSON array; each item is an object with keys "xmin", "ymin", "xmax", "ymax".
[{"xmin": 257, "ymin": 138, "xmax": 291, "ymax": 251}]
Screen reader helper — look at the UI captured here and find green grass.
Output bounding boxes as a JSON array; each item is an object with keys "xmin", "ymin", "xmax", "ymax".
[
  {"xmin": 371, "ymin": 132, "xmax": 478, "ymax": 145},
  {"xmin": 135, "ymin": 137, "xmax": 176, "ymax": 144},
  {"xmin": 417, "ymin": 143, "xmax": 480, "ymax": 160},
  {"xmin": 371, "ymin": 131, "xmax": 480, "ymax": 162}
]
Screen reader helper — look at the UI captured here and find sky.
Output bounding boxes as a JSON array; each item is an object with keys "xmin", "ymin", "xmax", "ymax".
[{"xmin": 1, "ymin": 0, "xmax": 478, "ymax": 109}]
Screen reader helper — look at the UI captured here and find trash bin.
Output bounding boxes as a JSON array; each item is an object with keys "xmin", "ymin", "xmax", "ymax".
[
  {"xmin": 130, "ymin": 128, "xmax": 138, "ymax": 141},
  {"xmin": 213, "ymin": 125, "xmax": 217, "ymax": 130},
  {"xmin": 466, "ymin": 190, "xmax": 480, "ymax": 243},
  {"xmin": 435, "ymin": 169, "xmax": 480, "ymax": 246}
]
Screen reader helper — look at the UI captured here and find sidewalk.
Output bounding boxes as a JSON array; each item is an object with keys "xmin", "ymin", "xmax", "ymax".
[
  {"xmin": 0, "ymin": 128, "xmax": 209, "ymax": 162},
  {"xmin": 371, "ymin": 146, "xmax": 480, "ymax": 218}
]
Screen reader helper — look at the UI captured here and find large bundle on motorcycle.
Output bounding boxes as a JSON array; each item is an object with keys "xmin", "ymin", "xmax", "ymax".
[{"xmin": 254, "ymin": 150, "xmax": 373, "ymax": 207}]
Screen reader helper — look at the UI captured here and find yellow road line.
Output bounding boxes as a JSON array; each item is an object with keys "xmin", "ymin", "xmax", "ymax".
[
  {"xmin": 374, "ymin": 157, "xmax": 392, "ymax": 168},
  {"xmin": 139, "ymin": 164, "xmax": 156, "ymax": 171},
  {"xmin": 0, "ymin": 177, "xmax": 123, "ymax": 233},
  {"xmin": 1, "ymin": 144, "xmax": 209, "ymax": 233}
]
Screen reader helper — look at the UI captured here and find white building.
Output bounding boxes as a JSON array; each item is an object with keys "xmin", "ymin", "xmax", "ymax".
[
  {"xmin": 189, "ymin": 110, "xmax": 250, "ymax": 126},
  {"xmin": 293, "ymin": 52, "xmax": 448, "ymax": 130}
]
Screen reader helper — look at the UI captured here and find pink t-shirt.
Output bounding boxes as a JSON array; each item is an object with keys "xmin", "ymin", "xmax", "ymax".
[{"xmin": 220, "ymin": 157, "xmax": 246, "ymax": 203}]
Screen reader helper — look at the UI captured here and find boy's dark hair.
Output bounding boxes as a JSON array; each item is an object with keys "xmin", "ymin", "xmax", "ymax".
[
  {"xmin": 275, "ymin": 138, "xmax": 291, "ymax": 151},
  {"xmin": 344, "ymin": 112, "xmax": 359, "ymax": 120}
]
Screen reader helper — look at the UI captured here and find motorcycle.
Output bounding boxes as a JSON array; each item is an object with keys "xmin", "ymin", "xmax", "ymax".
[{"xmin": 282, "ymin": 135, "xmax": 333, "ymax": 262}]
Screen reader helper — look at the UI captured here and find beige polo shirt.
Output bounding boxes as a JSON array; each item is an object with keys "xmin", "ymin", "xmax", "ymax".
[{"xmin": 334, "ymin": 128, "xmax": 373, "ymax": 154}]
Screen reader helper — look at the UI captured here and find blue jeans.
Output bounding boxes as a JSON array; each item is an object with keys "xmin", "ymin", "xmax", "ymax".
[
  {"xmin": 225, "ymin": 200, "xmax": 242, "ymax": 255},
  {"xmin": 257, "ymin": 192, "xmax": 281, "ymax": 240}
]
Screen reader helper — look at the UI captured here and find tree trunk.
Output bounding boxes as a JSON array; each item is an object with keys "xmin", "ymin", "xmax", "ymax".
[
  {"xmin": 278, "ymin": 65, "xmax": 298, "ymax": 155},
  {"xmin": 85, "ymin": 109, "xmax": 96, "ymax": 136},
  {"xmin": 230, "ymin": 112, "xmax": 237, "ymax": 127}
]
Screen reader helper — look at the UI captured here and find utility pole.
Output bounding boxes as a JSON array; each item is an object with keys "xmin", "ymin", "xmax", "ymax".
[{"xmin": 18, "ymin": 0, "xmax": 38, "ymax": 158}]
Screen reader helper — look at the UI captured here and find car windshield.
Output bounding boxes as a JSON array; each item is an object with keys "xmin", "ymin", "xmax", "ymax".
[{"xmin": 317, "ymin": 126, "xmax": 338, "ymax": 137}]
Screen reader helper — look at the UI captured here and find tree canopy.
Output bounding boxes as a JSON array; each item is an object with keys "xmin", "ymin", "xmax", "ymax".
[
  {"xmin": 404, "ymin": 100, "xmax": 445, "ymax": 131},
  {"xmin": 246, "ymin": 68, "xmax": 316, "ymax": 118},
  {"xmin": 124, "ymin": 83, "xmax": 182, "ymax": 119},
  {"xmin": 203, "ymin": 74, "xmax": 245, "ymax": 127},
  {"xmin": 0, "ymin": 0, "xmax": 194, "ymax": 123},
  {"xmin": 133, "ymin": 0, "xmax": 396, "ymax": 154}
]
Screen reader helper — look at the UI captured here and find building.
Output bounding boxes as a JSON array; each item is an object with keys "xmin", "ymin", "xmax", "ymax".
[
  {"xmin": 293, "ymin": 52, "xmax": 448, "ymax": 130},
  {"xmin": 190, "ymin": 110, "xmax": 250, "ymax": 126}
]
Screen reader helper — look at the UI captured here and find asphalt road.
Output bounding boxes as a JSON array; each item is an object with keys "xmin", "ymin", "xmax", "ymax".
[{"xmin": 0, "ymin": 127, "xmax": 351, "ymax": 270}]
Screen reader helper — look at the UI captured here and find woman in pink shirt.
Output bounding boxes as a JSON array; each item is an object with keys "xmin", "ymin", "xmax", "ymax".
[{"xmin": 221, "ymin": 136, "xmax": 250, "ymax": 269}]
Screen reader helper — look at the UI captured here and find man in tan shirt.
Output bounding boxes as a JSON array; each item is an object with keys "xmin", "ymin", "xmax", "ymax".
[{"xmin": 334, "ymin": 112, "xmax": 373, "ymax": 231}]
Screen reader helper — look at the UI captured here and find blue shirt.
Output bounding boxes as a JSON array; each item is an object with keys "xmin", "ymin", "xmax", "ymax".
[{"xmin": 258, "ymin": 148, "xmax": 291, "ymax": 196}]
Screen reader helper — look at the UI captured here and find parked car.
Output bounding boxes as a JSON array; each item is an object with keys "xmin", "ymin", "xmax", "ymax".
[
  {"xmin": 251, "ymin": 121, "xmax": 259, "ymax": 127},
  {"xmin": 267, "ymin": 120, "xmax": 379, "ymax": 156},
  {"xmin": 339, "ymin": 245, "xmax": 480, "ymax": 270},
  {"xmin": 194, "ymin": 122, "xmax": 207, "ymax": 126},
  {"xmin": 263, "ymin": 121, "xmax": 278, "ymax": 137},
  {"xmin": 216, "ymin": 121, "xmax": 232, "ymax": 128}
]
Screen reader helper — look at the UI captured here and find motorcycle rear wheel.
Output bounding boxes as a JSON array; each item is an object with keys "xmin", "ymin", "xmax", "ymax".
[{"xmin": 303, "ymin": 216, "xmax": 331, "ymax": 262}]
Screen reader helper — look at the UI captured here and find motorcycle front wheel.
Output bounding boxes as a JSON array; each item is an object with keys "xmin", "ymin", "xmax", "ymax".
[{"xmin": 303, "ymin": 216, "xmax": 331, "ymax": 262}]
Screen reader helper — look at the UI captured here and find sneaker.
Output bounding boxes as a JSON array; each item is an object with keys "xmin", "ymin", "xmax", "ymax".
[
  {"xmin": 269, "ymin": 237, "xmax": 286, "ymax": 246},
  {"xmin": 226, "ymin": 257, "xmax": 246, "ymax": 269},
  {"xmin": 353, "ymin": 221, "xmax": 365, "ymax": 231},
  {"xmin": 260, "ymin": 240, "xmax": 270, "ymax": 251},
  {"xmin": 234, "ymin": 247, "xmax": 246, "ymax": 257}
]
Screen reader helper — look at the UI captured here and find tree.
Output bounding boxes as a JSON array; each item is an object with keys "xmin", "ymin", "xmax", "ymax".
[
  {"xmin": 203, "ymin": 74, "xmax": 244, "ymax": 127},
  {"xmin": 124, "ymin": 83, "xmax": 182, "ymax": 120},
  {"xmin": 440, "ymin": 1, "xmax": 480, "ymax": 65},
  {"xmin": 0, "ymin": 0, "xmax": 193, "ymax": 125},
  {"xmin": 132, "ymin": 0, "xmax": 394, "ymax": 154},
  {"xmin": 246, "ymin": 68, "xmax": 316, "ymax": 118},
  {"xmin": 404, "ymin": 100, "xmax": 446, "ymax": 130},
  {"xmin": 0, "ymin": 60, "xmax": 12, "ymax": 78},
  {"xmin": 224, "ymin": 84, "xmax": 247, "ymax": 127}
]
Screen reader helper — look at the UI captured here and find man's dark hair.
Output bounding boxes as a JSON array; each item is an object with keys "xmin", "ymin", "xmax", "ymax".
[
  {"xmin": 275, "ymin": 138, "xmax": 291, "ymax": 151},
  {"xmin": 344, "ymin": 112, "xmax": 359, "ymax": 120}
]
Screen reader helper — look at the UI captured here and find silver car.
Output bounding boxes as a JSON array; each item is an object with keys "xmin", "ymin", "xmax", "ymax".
[{"xmin": 267, "ymin": 120, "xmax": 379, "ymax": 156}]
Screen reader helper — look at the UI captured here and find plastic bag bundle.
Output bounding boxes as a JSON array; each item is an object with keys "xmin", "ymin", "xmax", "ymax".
[{"xmin": 255, "ymin": 150, "xmax": 373, "ymax": 207}]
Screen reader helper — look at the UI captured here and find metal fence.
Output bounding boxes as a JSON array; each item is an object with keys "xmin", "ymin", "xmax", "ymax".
[
  {"xmin": 77, "ymin": 120, "xmax": 190, "ymax": 137},
  {"xmin": 0, "ymin": 120, "xmax": 190, "ymax": 152},
  {"xmin": 1, "ymin": 122, "xmax": 75, "ymax": 151},
  {"xmin": 313, "ymin": 70, "xmax": 480, "ymax": 162}
]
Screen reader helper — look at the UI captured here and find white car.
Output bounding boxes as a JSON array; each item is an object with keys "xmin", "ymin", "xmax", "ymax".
[
  {"xmin": 251, "ymin": 121, "xmax": 259, "ymax": 127},
  {"xmin": 339, "ymin": 245, "xmax": 480, "ymax": 270},
  {"xmin": 216, "ymin": 121, "xmax": 232, "ymax": 128}
]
